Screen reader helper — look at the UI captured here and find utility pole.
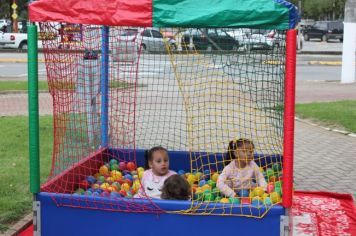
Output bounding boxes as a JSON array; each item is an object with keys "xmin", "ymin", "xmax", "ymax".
[{"xmin": 341, "ymin": 0, "xmax": 356, "ymax": 83}]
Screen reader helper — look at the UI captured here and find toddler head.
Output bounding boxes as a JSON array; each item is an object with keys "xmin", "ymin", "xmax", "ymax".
[
  {"xmin": 226, "ymin": 138, "xmax": 254, "ymax": 168},
  {"xmin": 145, "ymin": 146, "xmax": 170, "ymax": 176},
  {"xmin": 161, "ymin": 174, "xmax": 191, "ymax": 200}
]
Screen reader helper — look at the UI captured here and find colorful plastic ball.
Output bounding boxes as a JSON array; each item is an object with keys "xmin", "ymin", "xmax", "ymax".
[
  {"xmin": 194, "ymin": 192, "xmax": 204, "ymax": 200},
  {"xmin": 241, "ymin": 197, "xmax": 251, "ymax": 204},
  {"xmin": 272, "ymin": 163, "xmax": 282, "ymax": 172},
  {"xmin": 211, "ymin": 173, "xmax": 219, "ymax": 182},
  {"xmin": 112, "ymin": 182, "xmax": 121, "ymax": 191},
  {"xmin": 178, "ymin": 170, "xmax": 185, "ymax": 175},
  {"xmin": 100, "ymin": 183, "xmax": 110, "ymax": 190},
  {"xmin": 122, "ymin": 170, "xmax": 131, "ymax": 176},
  {"xmin": 110, "ymin": 191, "xmax": 121, "ymax": 198},
  {"xmin": 253, "ymin": 187, "xmax": 265, "ymax": 197},
  {"xmin": 215, "ymin": 196, "xmax": 222, "ymax": 202},
  {"xmin": 259, "ymin": 167, "xmax": 265, "ymax": 173},
  {"xmin": 201, "ymin": 184, "xmax": 212, "ymax": 192},
  {"xmin": 266, "ymin": 169, "xmax": 274, "ymax": 178},
  {"xmin": 110, "ymin": 163, "xmax": 119, "ymax": 171},
  {"xmin": 228, "ymin": 197, "xmax": 240, "ymax": 204},
  {"xmin": 263, "ymin": 197, "xmax": 272, "ymax": 205},
  {"xmin": 124, "ymin": 174, "xmax": 133, "ymax": 181},
  {"xmin": 274, "ymin": 181, "xmax": 282, "ymax": 189},
  {"xmin": 107, "ymin": 186, "xmax": 115, "ymax": 192},
  {"xmin": 204, "ymin": 169, "xmax": 210, "ymax": 176},
  {"xmin": 187, "ymin": 174, "xmax": 196, "ymax": 185},
  {"xmin": 97, "ymin": 175, "xmax": 106, "ymax": 182},
  {"xmin": 275, "ymin": 186, "xmax": 282, "ymax": 195},
  {"xmin": 92, "ymin": 183, "xmax": 100, "ymax": 189},
  {"xmin": 109, "ymin": 159, "xmax": 118, "ymax": 166},
  {"xmin": 119, "ymin": 162, "xmax": 127, "ymax": 171},
  {"xmin": 220, "ymin": 198, "xmax": 230, "ymax": 204},
  {"xmin": 111, "ymin": 170, "xmax": 122, "ymax": 181},
  {"xmin": 92, "ymin": 192, "xmax": 100, "ymax": 196},
  {"xmin": 86, "ymin": 176, "xmax": 96, "ymax": 185},
  {"xmin": 132, "ymin": 180, "xmax": 141, "ymax": 192},
  {"xmin": 131, "ymin": 171, "xmax": 137, "ymax": 175},
  {"xmin": 75, "ymin": 188, "xmax": 85, "ymax": 195},
  {"xmin": 79, "ymin": 180, "xmax": 89, "ymax": 190},
  {"xmin": 267, "ymin": 183, "xmax": 274, "ymax": 193},
  {"xmin": 126, "ymin": 191, "xmax": 133, "ymax": 198},
  {"xmin": 191, "ymin": 184, "xmax": 199, "ymax": 193},
  {"xmin": 238, "ymin": 189, "xmax": 250, "ymax": 197},
  {"xmin": 85, "ymin": 191, "xmax": 92, "ymax": 196},
  {"xmin": 137, "ymin": 167, "xmax": 144, "ymax": 173},
  {"xmin": 126, "ymin": 162, "xmax": 136, "ymax": 171},
  {"xmin": 204, "ymin": 193, "xmax": 215, "ymax": 201},
  {"xmin": 207, "ymin": 180, "xmax": 216, "ymax": 188},
  {"xmin": 121, "ymin": 183, "xmax": 130, "ymax": 192},
  {"xmin": 269, "ymin": 175, "xmax": 277, "ymax": 183},
  {"xmin": 199, "ymin": 179, "xmax": 206, "ymax": 187},
  {"xmin": 99, "ymin": 165, "xmax": 109, "ymax": 176},
  {"xmin": 138, "ymin": 171, "xmax": 144, "ymax": 179},
  {"xmin": 195, "ymin": 172, "xmax": 203, "ymax": 180},
  {"xmin": 119, "ymin": 189, "xmax": 127, "ymax": 197},
  {"xmin": 270, "ymin": 192, "xmax": 281, "ymax": 203},
  {"xmin": 95, "ymin": 188, "xmax": 103, "ymax": 194},
  {"xmin": 106, "ymin": 177, "xmax": 114, "ymax": 183},
  {"xmin": 252, "ymin": 199, "xmax": 262, "ymax": 206},
  {"xmin": 211, "ymin": 187, "xmax": 220, "ymax": 196},
  {"xmin": 100, "ymin": 191, "xmax": 110, "ymax": 198}
]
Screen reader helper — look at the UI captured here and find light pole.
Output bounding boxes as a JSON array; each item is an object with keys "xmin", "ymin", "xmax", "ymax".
[{"xmin": 341, "ymin": 0, "xmax": 356, "ymax": 83}]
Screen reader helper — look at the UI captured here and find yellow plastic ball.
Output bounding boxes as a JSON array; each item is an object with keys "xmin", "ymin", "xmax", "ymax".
[
  {"xmin": 220, "ymin": 198, "xmax": 230, "ymax": 203},
  {"xmin": 121, "ymin": 183, "xmax": 130, "ymax": 192},
  {"xmin": 100, "ymin": 183, "xmax": 110, "ymax": 190},
  {"xmin": 270, "ymin": 192, "xmax": 281, "ymax": 203},
  {"xmin": 132, "ymin": 180, "xmax": 141, "ymax": 192},
  {"xmin": 99, "ymin": 165, "xmax": 109, "ymax": 176},
  {"xmin": 137, "ymin": 167, "xmax": 144, "ymax": 173},
  {"xmin": 201, "ymin": 184, "xmax": 212, "ymax": 192},
  {"xmin": 253, "ymin": 187, "xmax": 265, "ymax": 197},
  {"xmin": 138, "ymin": 170, "xmax": 144, "ymax": 179},
  {"xmin": 211, "ymin": 173, "xmax": 219, "ymax": 182},
  {"xmin": 111, "ymin": 170, "xmax": 122, "ymax": 181}
]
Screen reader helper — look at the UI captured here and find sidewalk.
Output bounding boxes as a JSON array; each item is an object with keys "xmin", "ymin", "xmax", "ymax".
[{"xmin": 1, "ymin": 79, "xmax": 356, "ymax": 236}]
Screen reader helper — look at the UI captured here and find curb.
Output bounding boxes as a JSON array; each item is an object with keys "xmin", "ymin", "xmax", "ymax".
[
  {"xmin": 295, "ymin": 117, "xmax": 356, "ymax": 138},
  {"xmin": 3, "ymin": 213, "xmax": 32, "ymax": 236}
]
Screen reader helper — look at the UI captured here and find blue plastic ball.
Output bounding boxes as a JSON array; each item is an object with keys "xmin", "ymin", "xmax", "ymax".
[
  {"xmin": 204, "ymin": 169, "xmax": 210, "ymax": 176},
  {"xmin": 124, "ymin": 174, "xmax": 133, "ymax": 181},
  {"xmin": 178, "ymin": 170, "xmax": 185, "ymax": 175},
  {"xmin": 199, "ymin": 180, "xmax": 206, "ymax": 187},
  {"xmin": 238, "ymin": 189, "xmax": 250, "ymax": 197},
  {"xmin": 86, "ymin": 176, "xmax": 96, "ymax": 185},
  {"xmin": 110, "ymin": 191, "xmax": 121, "ymax": 198}
]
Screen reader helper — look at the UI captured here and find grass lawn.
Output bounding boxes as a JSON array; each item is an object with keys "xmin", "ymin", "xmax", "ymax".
[
  {"xmin": 0, "ymin": 116, "xmax": 53, "ymax": 233},
  {"xmin": 0, "ymin": 80, "xmax": 136, "ymax": 92},
  {"xmin": 296, "ymin": 100, "xmax": 356, "ymax": 133}
]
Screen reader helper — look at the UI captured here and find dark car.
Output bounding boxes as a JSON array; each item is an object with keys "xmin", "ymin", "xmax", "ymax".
[
  {"xmin": 303, "ymin": 21, "xmax": 343, "ymax": 42},
  {"xmin": 182, "ymin": 28, "xmax": 239, "ymax": 51}
]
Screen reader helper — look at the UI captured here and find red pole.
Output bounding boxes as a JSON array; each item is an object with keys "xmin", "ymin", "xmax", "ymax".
[{"xmin": 282, "ymin": 29, "xmax": 296, "ymax": 208}]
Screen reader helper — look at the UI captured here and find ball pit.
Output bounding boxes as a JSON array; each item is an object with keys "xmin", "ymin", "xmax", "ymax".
[{"xmin": 72, "ymin": 157, "xmax": 283, "ymax": 207}]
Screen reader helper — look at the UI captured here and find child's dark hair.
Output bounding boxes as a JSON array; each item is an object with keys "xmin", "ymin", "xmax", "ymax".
[
  {"xmin": 144, "ymin": 146, "xmax": 168, "ymax": 170},
  {"xmin": 161, "ymin": 174, "xmax": 191, "ymax": 200},
  {"xmin": 225, "ymin": 138, "xmax": 254, "ymax": 166}
]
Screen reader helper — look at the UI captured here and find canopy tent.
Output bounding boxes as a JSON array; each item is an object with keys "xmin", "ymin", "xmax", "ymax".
[{"xmin": 29, "ymin": 0, "xmax": 299, "ymax": 30}]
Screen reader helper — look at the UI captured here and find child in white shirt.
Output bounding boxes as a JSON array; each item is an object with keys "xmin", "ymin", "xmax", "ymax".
[
  {"xmin": 217, "ymin": 138, "xmax": 267, "ymax": 197},
  {"xmin": 136, "ymin": 146, "xmax": 176, "ymax": 199}
]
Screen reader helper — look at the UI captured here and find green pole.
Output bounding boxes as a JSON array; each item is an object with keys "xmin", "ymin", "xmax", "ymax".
[{"xmin": 28, "ymin": 24, "xmax": 40, "ymax": 193}]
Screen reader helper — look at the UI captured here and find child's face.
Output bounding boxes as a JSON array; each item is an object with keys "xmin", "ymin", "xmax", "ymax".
[
  {"xmin": 234, "ymin": 142, "xmax": 254, "ymax": 166},
  {"xmin": 149, "ymin": 150, "xmax": 169, "ymax": 176}
]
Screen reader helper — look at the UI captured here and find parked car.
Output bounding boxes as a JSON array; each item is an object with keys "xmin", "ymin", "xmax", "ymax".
[
  {"xmin": 303, "ymin": 21, "xmax": 343, "ymax": 42},
  {"xmin": 139, "ymin": 28, "xmax": 177, "ymax": 51},
  {"xmin": 182, "ymin": 28, "xmax": 239, "ymax": 51},
  {"xmin": 227, "ymin": 28, "xmax": 303, "ymax": 51}
]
